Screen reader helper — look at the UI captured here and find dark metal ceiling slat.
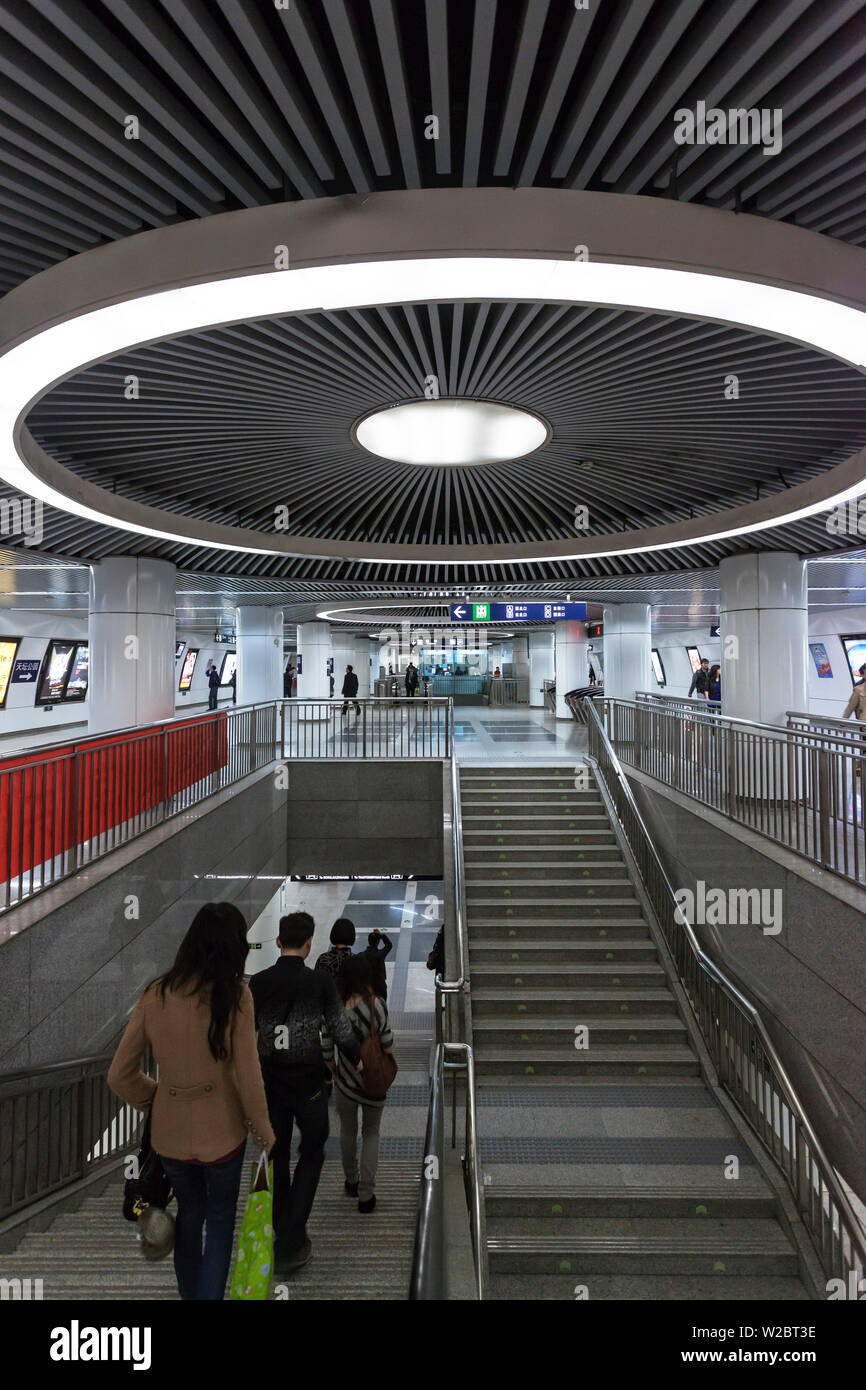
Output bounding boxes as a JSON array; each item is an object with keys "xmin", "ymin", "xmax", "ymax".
[
  {"xmin": 322, "ymin": 0, "xmax": 392, "ymax": 177},
  {"xmin": 368, "ymin": 0, "xmax": 421, "ymax": 189}
]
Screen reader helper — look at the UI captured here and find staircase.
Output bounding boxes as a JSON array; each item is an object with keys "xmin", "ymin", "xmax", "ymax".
[
  {"xmin": 1, "ymin": 1152, "xmax": 419, "ymax": 1301},
  {"xmin": 461, "ymin": 764, "xmax": 813, "ymax": 1300}
]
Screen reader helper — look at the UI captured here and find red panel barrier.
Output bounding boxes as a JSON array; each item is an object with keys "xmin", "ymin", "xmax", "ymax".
[{"xmin": 0, "ymin": 712, "xmax": 229, "ymax": 883}]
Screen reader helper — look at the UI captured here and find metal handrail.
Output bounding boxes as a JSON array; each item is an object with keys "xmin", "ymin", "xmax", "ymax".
[
  {"xmin": 585, "ymin": 697, "xmax": 866, "ymax": 1286},
  {"xmin": 408, "ymin": 1042, "xmax": 483, "ymax": 1301},
  {"xmin": 435, "ymin": 708, "xmax": 468, "ymax": 1008},
  {"xmin": 0, "ymin": 700, "xmax": 283, "ymax": 915},
  {"xmin": 411, "ymin": 701, "xmax": 486, "ymax": 1299},
  {"xmin": 787, "ymin": 709, "xmax": 865, "ymax": 742},
  {"xmin": 281, "ymin": 696, "xmax": 451, "ymax": 760},
  {"xmin": 0, "ymin": 1052, "xmax": 114, "ymax": 1085},
  {"xmin": 636, "ymin": 689, "xmax": 721, "ymax": 710},
  {"xmin": 1, "ymin": 698, "xmax": 274, "ymax": 763},
  {"xmin": 0, "ymin": 1045, "xmax": 155, "ymax": 1220}
]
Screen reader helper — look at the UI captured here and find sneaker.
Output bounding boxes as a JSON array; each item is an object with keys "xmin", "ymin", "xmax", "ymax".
[
  {"xmin": 344, "ymin": 1180, "xmax": 359, "ymax": 1198},
  {"xmin": 274, "ymin": 1238, "xmax": 312, "ymax": 1276},
  {"xmin": 358, "ymin": 1195, "xmax": 376, "ymax": 1214}
]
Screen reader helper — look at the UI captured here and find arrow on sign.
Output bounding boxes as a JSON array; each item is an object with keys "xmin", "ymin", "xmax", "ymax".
[{"xmin": 453, "ymin": 606, "xmax": 467, "ymax": 618}]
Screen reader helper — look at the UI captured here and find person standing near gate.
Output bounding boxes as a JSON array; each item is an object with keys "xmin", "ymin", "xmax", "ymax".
[
  {"xmin": 405, "ymin": 662, "xmax": 419, "ymax": 698},
  {"xmin": 207, "ymin": 660, "xmax": 220, "ymax": 710},
  {"xmin": 341, "ymin": 663, "xmax": 360, "ymax": 716}
]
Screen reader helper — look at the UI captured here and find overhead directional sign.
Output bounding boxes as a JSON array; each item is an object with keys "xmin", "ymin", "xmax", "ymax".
[{"xmin": 450, "ymin": 602, "xmax": 586, "ymax": 622}]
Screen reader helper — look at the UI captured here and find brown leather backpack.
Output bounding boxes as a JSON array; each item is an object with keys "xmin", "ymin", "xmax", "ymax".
[{"xmin": 359, "ymin": 991, "xmax": 398, "ymax": 1100}]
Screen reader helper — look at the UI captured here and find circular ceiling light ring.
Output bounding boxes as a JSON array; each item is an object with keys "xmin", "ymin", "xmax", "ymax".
[{"xmin": 1, "ymin": 189, "xmax": 865, "ymax": 565}]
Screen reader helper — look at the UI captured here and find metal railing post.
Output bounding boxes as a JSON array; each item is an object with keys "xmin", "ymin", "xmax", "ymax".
[{"xmin": 817, "ymin": 747, "xmax": 832, "ymax": 870}]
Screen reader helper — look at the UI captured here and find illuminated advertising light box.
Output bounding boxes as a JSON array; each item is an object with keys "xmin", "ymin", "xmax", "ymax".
[
  {"xmin": 36, "ymin": 640, "xmax": 75, "ymax": 704},
  {"xmin": 686, "ymin": 646, "xmax": 703, "ymax": 674},
  {"xmin": 178, "ymin": 647, "xmax": 199, "ymax": 691},
  {"xmin": 176, "ymin": 641, "xmax": 186, "ymax": 660},
  {"xmin": 0, "ymin": 637, "xmax": 21, "ymax": 707},
  {"xmin": 219, "ymin": 651, "xmax": 237, "ymax": 686},
  {"xmin": 841, "ymin": 635, "xmax": 866, "ymax": 685},
  {"xmin": 651, "ymin": 648, "xmax": 666, "ymax": 687},
  {"xmin": 64, "ymin": 642, "xmax": 89, "ymax": 701}
]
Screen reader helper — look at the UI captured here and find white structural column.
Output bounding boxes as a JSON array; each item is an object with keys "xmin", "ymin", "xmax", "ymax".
[
  {"xmin": 88, "ymin": 557, "xmax": 175, "ymax": 734},
  {"xmin": 529, "ymin": 630, "xmax": 555, "ymax": 707},
  {"xmin": 296, "ymin": 621, "xmax": 332, "ymax": 700},
  {"xmin": 719, "ymin": 552, "xmax": 807, "ymax": 726},
  {"xmin": 555, "ymin": 620, "xmax": 589, "ymax": 718},
  {"xmin": 352, "ymin": 636, "xmax": 371, "ymax": 696},
  {"xmin": 236, "ymin": 606, "xmax": 283, "ymax": 706},
  {"xmin": 602, "ymin": 604, "xmax": 652, "ymax": 701}
]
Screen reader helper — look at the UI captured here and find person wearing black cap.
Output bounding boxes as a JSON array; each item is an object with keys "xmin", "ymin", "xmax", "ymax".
[{"xmin": 314, "ymin": 918, "xmax": 356, "ymax": 976}]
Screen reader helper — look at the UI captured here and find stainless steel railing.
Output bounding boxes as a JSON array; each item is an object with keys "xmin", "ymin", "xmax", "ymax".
[
  {"xmin": 410, "ymin": 707, "xmax": 486, "ymax": 1299},
  {"xmin": 609, "ymin": 696, "xmax": 866, "ymax": 886},
  {"xmin": 409, "ymin": 1042, "xmax": 483, "ymax": 1301},
  {"xmin": 0, "ymin": 701, "xmax": 280, "ymax": 914},
  {"xmin": 635, "ymin": 689, "xmax": 721, "ymax": 713},
  {"xmin": 487, "ymin": 677, "xmax": 530, "ymax": 706},
  {"xmin": 585, "ymin": 698, "xmax": 866, "ymax": 1289},
  {"xmin": 281, "ymin": 696, "xmax": 451, "ymax": 759},
  {"xmin": 0, "ymin": 1049, "xmax": 156, "ymax": 1221}
]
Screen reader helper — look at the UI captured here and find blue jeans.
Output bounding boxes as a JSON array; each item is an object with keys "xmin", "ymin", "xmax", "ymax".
[{"xmin": 160, "ymin": 1148, "xmax": 245, "ymax": 1301}]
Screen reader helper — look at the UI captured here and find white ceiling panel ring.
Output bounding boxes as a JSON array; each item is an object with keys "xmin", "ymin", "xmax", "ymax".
[{"xmin": 0, "ymin": 188, "xmax": 865, "ymax": 577}]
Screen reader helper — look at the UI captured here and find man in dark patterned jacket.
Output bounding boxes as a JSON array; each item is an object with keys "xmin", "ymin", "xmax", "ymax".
[{"xmin": 250, "ymin": 911, "xmax": 362, "ymax": 1275}]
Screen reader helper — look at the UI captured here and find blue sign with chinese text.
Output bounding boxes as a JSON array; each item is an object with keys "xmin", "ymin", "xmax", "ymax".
[{"xmin": 450, "ymin": 602, "xmax": 587, "ymax": 622}]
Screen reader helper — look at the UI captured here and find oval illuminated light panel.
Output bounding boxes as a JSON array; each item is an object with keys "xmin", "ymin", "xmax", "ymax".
[
  {"xmin": 353, "ymin": 399, "xmax": 550, "ymax": 466},
  {"xmin": 2, "ymin": 256, "xmax": 866, "ymax": 561}
]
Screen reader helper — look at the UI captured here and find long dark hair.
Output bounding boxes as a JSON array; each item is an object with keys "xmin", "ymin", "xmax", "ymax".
[
  {"xmin": 335, "ymin": 952, "xmax": 373, "ymax": 1004},
  {"xmin": 156, "ymin": 902, "xmax": 249, "ymax": 1061}
]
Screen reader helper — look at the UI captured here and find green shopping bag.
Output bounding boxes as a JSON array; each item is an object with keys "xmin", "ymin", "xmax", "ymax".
[{"xmin": 230, "ymin": 1151, "xmax": 274, "ymax": 1300}]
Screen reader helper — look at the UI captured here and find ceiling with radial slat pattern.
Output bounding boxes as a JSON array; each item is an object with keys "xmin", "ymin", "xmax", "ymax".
[{"xmin": 1, "ymin": 0, "xmax": 865, "ymax": 594}]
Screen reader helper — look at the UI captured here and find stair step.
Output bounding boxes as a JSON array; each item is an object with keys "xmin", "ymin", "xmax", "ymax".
[
  {"xmin": 468, "ymin": 899, "xmax": 641, "ymax": 919},
  {"xmin": 460, "ymin": 772, "xmax": 597, "ymax": 783},
  {"xmin": 471, "ymin": 967, "xmax": 665, "ymax": 989},
  {"xmin": 485, "ymin": 1186, "xmax": 777, "ymax": 1219},
  {"xmin": 486, "ymin": 1224, "xmax": 798, "ymax": 1275},
  {"xmin": 470, "ymin": 940, "xmax": 659, "ymax": 962},
  {"xmin": 464, "ymin": 832, "xmax": 617, "ymax": 846},
  {"xmin": 468, "ymin": 882, "xmax": 633, "ymax": 899},
  {"xmin": 464, "ymin": 845, "xmax": 625, "ymax": 856},
  {"xmin": 463, "ymin": 815, "xmax": 610, "ymax": 826},
  {"xmin": 475, "ymin": 1046, "xmax": 700, "ymax": 1077},
  {"xmin": 468, "ymin": 920, "xmax": 648, "ymax": 939},
  {"xmin": 472, "ymin": 989, "xmax": 678, "ymax": 1016},
  {"xmin": 474, "ymin": 1017, "xmax": 687, "ymax": 1045},
  {"xmin": 461, "ymin": 796, "xmax": 604, "ymax": 808},
  {"xmin": 488, "ymin": 1274, "xmax": 810, "ymax": 1300}
]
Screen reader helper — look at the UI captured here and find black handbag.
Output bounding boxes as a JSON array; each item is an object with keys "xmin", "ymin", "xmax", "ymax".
[{"xmin": 123, "ymin": 1108, "xmax": 172, "ymax": 1222}]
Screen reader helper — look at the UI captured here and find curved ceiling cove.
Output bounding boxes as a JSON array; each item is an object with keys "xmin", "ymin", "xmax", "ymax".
[{"xmin": 2, "ymin": 191, "xmax": 866, "ymax": 569}]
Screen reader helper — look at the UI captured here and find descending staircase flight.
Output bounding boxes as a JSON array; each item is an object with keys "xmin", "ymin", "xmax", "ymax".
[{"xmin": 461, "ymin": 764, "xmax": 813, "ymax": 1301}]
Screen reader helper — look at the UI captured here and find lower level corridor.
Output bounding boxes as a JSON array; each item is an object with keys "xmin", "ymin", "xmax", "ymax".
[{"xmin": 461, "ymin": 764, "xmax": 817, "ymax": 1300}]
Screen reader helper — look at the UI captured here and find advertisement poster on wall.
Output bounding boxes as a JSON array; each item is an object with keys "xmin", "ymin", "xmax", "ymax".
[
  {"xmin": 0, "ymin": 638, "xmax": 20, "ymax": 707},
  {"xmin": 178, "ymin": 647, "xmax": 198, "ymax": 691},
  {"xmin": 808, "ymin": 642, "xmax": 833, "ymax": 679},
  {"xmin": 65, "ymin": 643, "xmax": 89, "ymax": 700},
  {"xmin": 37, "ymin": 640, "xmax": 75, "ymax": 703}
]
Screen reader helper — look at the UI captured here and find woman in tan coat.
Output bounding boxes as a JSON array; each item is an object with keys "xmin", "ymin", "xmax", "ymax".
[{"xmin": 109, "ymin": 902, "xmax": 275, "ymax": 1301}]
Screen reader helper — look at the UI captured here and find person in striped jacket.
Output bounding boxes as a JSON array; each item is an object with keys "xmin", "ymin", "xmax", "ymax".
[{"xmin": 322, "ymin": 954, "xmax": 394, "ymax": 1213}]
